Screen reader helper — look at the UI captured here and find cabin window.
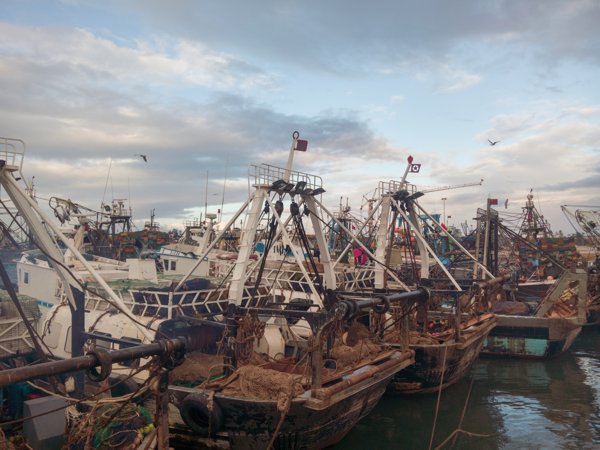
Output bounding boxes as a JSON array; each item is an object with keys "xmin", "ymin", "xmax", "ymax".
[
  {"xmin": 45, "ymin": 323, "xmax": 62, "ymax": 349},
  {"xmin": 170, "ymin": 260, "xmax": 177, "ymax": 271},
  {"xmin": 118, "ymin": 337, "xmax": 142, "ymax": 368},
  {"xmin": 23, "ymin": 272, "xmax": 29, "ymax": 284}
]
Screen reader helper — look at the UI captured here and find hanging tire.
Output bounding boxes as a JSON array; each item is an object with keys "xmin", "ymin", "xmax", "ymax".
[
  {"xmin": 180, "ymin": 393, "xmax": 223, "ymax": 436},
  {"xmin": 109, "ymin": 375, "xmax": 138, "ymax": 397},
  {"xmin": 108, "ymin": 375, "xmax": 149, "ymax": 403}
]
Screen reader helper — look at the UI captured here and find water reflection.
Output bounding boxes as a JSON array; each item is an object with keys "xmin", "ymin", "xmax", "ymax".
[{"xmin": 336, "ymin": 327, "xmax": 600, "ymax": 449}]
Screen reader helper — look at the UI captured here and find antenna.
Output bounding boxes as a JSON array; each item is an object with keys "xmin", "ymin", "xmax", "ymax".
[
  {"xmin": 101, "ymin": 158, "xmax": 112, "ymax": 207},
  {"xmin": 220, "ymin": 154, "xmax": 229, "ymax": 223},
  {"xmin": 204, "ymin": 169, "xmax": 209, "ymax": 220}
]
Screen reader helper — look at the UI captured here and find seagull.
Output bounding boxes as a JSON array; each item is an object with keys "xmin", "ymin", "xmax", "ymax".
[
  {"xmin": 134, "ymin": 154, "xmax": 148, "ymax": 162},
  {"xmin": 488, "ymin": 139, "xmax": 500, "ymax": 146}
]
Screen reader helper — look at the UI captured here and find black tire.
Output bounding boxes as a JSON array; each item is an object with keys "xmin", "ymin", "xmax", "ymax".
[
  {"xmin": 108, "ymin": 375, "xmax": 150, "ymax": 403},
  {"xmin": 180, "ymin": 393, "xmax": 223, "ymax": 436}
]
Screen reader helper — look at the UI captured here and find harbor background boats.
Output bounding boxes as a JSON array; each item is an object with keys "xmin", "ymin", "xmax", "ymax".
[{"xmin": 337, "ymin": 325, "xmax": 600, "ymax": 449}]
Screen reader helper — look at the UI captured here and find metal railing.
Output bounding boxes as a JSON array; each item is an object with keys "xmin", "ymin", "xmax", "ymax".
[
  {"xmin": 261, "ymin": 265, "xmax": 375, "ymax": 295},
  {"xmin": 84, "ymin": 283, "xmax": 272, "ymax": 319},
  {"xmin": 249, "ymin": 164, "xmax": 323, "ymax": 191},
  {"xmin": 378, "ymin": 180, "xmax": 417, "ymax": 197},
  {"xmin": 0, "ymin": 137, "xmax": 26, "ymax": 172}
]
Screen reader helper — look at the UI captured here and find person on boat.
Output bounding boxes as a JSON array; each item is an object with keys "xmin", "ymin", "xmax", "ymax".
[
  {"xmin": 360, "ymin": 250, "xmax": 368, "ymax": 265},
  {"xmin": 353, "ymin": 247, "xmax": 363, "ymax": 266},
  {"xmin": 313, "ymin": 246, "xmax": 321, "ymax": 262}
]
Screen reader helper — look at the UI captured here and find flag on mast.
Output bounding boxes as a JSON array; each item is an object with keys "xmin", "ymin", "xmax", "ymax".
[{"xmin": 295, "ymin": 139, "xmax": 308, "ymax": 151}]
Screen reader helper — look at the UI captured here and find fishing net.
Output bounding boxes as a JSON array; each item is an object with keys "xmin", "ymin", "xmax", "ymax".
[
  {"xmin": 68, "ymin": 403, "xmax": 153, "ymax": 450},
  {"xmin": 329, "ymin": 340, "xmax": 381, "ymax": 369},
  {"xmin": 221, "ymin": 365, "xmax": 304, "ymax": 402},
  {"xmin": 169, "ymin": 352, "xmax": 225, "ymax": 386}
]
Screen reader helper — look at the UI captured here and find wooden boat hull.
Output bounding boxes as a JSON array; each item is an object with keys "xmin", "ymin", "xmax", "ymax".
[
  {"xmin": 169, "ymin": 351, "xmax": 413, "ymax": 449},
  {"xmin": 388, "ymin": 317, "xmax": 496, "ymax": 394},
  {"xmin": 482, "ymin": 315, "xmax": 583, "ymax": 358}
]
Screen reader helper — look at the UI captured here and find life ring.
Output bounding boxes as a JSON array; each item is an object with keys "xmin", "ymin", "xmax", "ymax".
[{"xmin": 180, "ymin": 393, "xmax": 223, "ymax": 436}]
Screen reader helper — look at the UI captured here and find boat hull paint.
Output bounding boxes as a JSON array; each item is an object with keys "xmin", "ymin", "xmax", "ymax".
[
  {"xmin": 170, "ymin": 354, "xmax": 412, "ymax": 449},
  {"xmin": 389, "ymin": 318, "xmax": 496, "ymax": 394},
  {"xmin": 482, "ymin": 315, "xmax": 583, "ymax": 359}
]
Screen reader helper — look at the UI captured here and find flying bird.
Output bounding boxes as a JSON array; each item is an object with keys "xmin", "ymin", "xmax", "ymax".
[
  {"xmin": 488, "ymin": 139, "xmax": 500, "ymax": 146},
  {"xmin": 134, "ymin": 154, "xmax": 148, "ymax": 162}
]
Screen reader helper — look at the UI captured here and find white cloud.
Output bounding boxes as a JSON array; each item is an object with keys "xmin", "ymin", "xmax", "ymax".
[{"xmin": 0, "ymin": 22, "xmax": 273, "ymax": 91}]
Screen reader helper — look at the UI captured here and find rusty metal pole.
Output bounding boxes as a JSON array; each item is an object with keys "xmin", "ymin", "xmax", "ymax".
[
  {"xmin": 0, "ymin": 338, "xmax": 187, "ymax": 388},
  {"xmin": 473, "ymin": 215, "xmax": 481, "ymax": 280},
  {"xmin": 70, "ymin": 287, "xmax": 86, "ymax": 399},
  {"xmin": 154, "ymin": 369, "xmax": 170, "ymax": 450},
  {"xmin": 402, "ymin": 304, "xmax": 410, "ymax": 352}
]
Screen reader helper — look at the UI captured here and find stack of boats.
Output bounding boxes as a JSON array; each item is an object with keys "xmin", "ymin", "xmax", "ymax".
[{"xmin": 0, "ymin": 133, "xmax": 595, "ymax": 449}]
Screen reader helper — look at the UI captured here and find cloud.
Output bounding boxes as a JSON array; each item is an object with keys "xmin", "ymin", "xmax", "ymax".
[
  {"xmin": 0, "ymin": 22, "xmax": 273, "ymax": 92},
  {"xmin": 109, "ymin": 0, "xmax": 600, "ymax": 82},
  {"xmin": 2, "ymin": 2, "xmax": 600, "ymax": 235}
]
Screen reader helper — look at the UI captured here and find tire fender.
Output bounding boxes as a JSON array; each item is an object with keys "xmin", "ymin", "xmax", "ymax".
[{"xmin": 180, "ymin": 393, "xmax": 223, "ymax": 436}]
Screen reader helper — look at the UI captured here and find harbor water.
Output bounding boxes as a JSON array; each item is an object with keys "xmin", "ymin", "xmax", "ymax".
[{"xmin": 336, "ymin": 326, "xmax": 600, "ymax": 449}]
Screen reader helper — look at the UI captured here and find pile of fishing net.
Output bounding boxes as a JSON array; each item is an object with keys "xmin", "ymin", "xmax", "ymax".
[
  {"xmin": 329, "ymin": 339, "xmax": 381, "ymax": 369},
  {"xmin": 221, "ymin": 365, "xmax": 305, "ymax": 403},
  {"xmin": 68, "ymin": 403, "xmax": 154, "ymax": 450},
  {"xmin": 170, "ymin": 352, "xmax": 225, "ymax": 386}
]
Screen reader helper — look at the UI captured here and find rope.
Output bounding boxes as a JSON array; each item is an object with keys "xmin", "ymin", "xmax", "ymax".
[
  {"xmin": 265, "ymin": 379, "xmax": 302, "ymax": 450},
  {"xmin": 0, "ymin": 426, "xmax": 20, "ymax": 450},
  {"xmin": 428, "ymin": 344, "xmax": 448, "ymax": 450},
  {"xmin": 450, "ymin": 375, "xmax": 474, "ymax": 448},
  {"xmin": 307, "ymin": 206, "xmax": 402, "ymax": 277},
  {"xmin": 234, "ymin": 314, "xmax": 266, "ymax": 363},
  {"xmin": 435, "ymin": 429, "xmax": 498, "ymax": 449},
  {"xmin": 66, "ymin": 362, "xmax": 162, "ymax": 449},
  {"xmin": 255, "ymin": 226, "xmax": 301, "ymax": 308}
]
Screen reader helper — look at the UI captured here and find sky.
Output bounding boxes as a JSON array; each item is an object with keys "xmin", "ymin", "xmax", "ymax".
[{"xmin": 1, "ymin": 0, "xmax": 599, "ymax": 235}]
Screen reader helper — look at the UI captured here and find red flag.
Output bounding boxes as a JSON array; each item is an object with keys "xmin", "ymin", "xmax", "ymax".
[
  {"xmin": 295, "ymin": 139, "xmax": 308, "ymax": 151},
  {"xmin": 488, "ymin": 198, "xmax": 498, "ymax": 206},
  {"xmin": 409, "ymin": 164, "xmax": 421, "ymax": 173}
]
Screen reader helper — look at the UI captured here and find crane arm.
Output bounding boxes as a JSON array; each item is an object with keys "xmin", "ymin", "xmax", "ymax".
[{"xmin": 420, "ymin": 179, "xmax": 484, "ymax": 194}]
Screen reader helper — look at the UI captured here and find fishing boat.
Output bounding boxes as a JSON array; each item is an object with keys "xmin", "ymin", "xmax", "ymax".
[
  {"xmin": 469, "ymin": 203, "xmax": 588, "ymax": 358},
  {"xmin": 0, "ymin": 133, "xmax": 421, "ymax": 448},
  {"xmin": 562, "ymin": 204, "xmax": 600, "ymax": 324},
  {"xmin": 165, "ymin": 293, "xmax": 420, "ymax": 449},
  {"xmin": 266, "ymin": 156, "xmax": 498, "ymax": 394},
  {"xmin": 483, "ymin": 270, "xmax": 588, "ymax": 358},
  {"xmin": 358, "ymin": 165, "xmax": 498, "ymax": 394}
]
